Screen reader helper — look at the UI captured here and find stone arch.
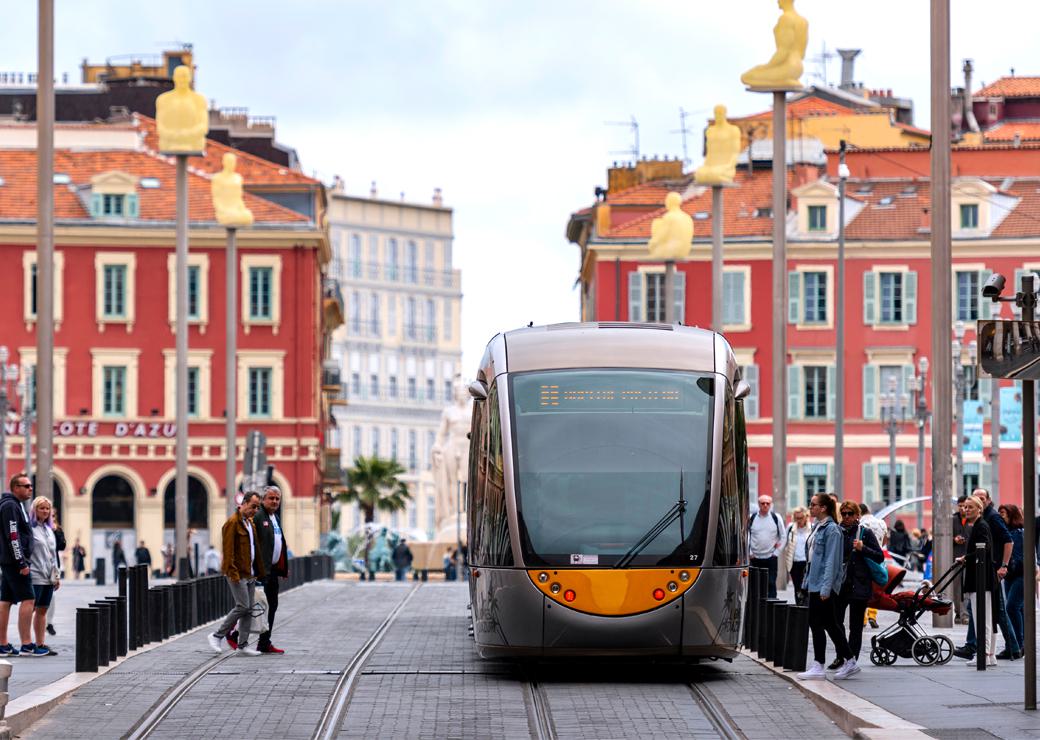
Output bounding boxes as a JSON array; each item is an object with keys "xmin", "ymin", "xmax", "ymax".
[
  {"xmin": 156, "ymin": 466, "xmax": 218, "ymax": 530},
  {"xmin": 85, "ymin": 464, "xmax": 146, "ymax": 529}
]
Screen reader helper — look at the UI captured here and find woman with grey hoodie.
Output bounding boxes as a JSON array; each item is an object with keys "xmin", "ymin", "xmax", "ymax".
[
  {"xmin": 28, "ymin": 497, "xmax": 60, "ymax": 656},
  {"xmin": 798, "ymin": 493, "xmax": 855, "ymax": 680}
]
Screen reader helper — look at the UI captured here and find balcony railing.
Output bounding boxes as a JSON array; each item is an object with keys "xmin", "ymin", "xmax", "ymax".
[
  {"xmin": 344, "ymin": 320, "xmax": 438, "ymax": 344},
  {"xmin": 339, "ymin": 261, "xmax": 460, "ymax": 290},
  {"xmin": 345, "ymin": 381, "xmax": 449, "ymax": 405}
]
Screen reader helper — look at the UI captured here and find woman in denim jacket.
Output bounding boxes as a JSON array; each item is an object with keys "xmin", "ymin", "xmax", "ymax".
[{"xmin": 798, "ymin": 493, "xmax": 855, "ymax": 680}]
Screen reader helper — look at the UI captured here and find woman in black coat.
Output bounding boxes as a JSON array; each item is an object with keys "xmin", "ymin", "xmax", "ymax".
[
  {"xmin": 833, "ymin": 500, "xmax": 885, "ymax": 670},
  {"xmin": 959, "ymin": 495, "xmax": 996, "ymax": 666}
]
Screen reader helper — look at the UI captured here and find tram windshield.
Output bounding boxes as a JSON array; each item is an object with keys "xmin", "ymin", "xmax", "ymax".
[{"xmin": 510, "ymin": 368, "xmax": 714, "ymax": 567}]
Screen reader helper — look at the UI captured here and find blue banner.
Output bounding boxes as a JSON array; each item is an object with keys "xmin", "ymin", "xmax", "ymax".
[
  {"xmin": 1000, "ymin": 386, "xmax": 1022, "ymax": 447},
  {"xmin": 963, "ymin": 399, "xmax": 984, "ymax": 453}
]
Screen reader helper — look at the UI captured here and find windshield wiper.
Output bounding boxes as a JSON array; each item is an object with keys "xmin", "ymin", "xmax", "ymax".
[{"xmin": 613, "ymin": 471, "xmax": 686, "ymax": 569}]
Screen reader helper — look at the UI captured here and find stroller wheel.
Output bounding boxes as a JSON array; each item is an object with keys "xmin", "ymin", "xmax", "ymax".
[
  {"xmin": 933, "ymin": 634, "xmax": 954, "ymax": 665},
  {"xmin": 869, "ymin": 647, "xmax": 886, "ymax": 666},
  {"xmin": 911, "ymin": 636, "xmax": 939, "ymax": 666}
]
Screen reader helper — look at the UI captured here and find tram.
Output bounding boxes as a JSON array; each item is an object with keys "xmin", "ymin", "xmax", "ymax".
[{"xmin": 466, "ymin": 322, "xmax": 751, "ymax": 659}]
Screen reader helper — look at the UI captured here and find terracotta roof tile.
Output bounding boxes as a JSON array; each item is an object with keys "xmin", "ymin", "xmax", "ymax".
[
  {"xmin": 975, "ymin": 77, "xmax": 1040, "ymax": 98},
  {"xmin": 734, "ymin": 96, "xmax": 859, "ymax": 122},
  {"xmin": 982, "ymin": 121, "xmax": 1040, "ymax": 142}
]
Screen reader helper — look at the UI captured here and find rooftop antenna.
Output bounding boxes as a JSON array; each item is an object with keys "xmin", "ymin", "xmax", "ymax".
[
  {"xmin": 670, "ymin": 107, "xmax": 708, "ymax": 168},
  {"xmin": 605, "ymin": 115, "xmax": 640, "ymax": 161},
  {"xmin": 808, "ymin": 41, "xmax": 838, "ymax": 86}
]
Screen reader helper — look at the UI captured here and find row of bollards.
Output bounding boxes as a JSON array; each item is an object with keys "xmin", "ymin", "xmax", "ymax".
[
  {"xmin": 743, "ymin": 566, "xmax": 810, "ymax": 673},
  {"xmin": 75, "ymin": 554, "xmax": 334, "ymax": 672}
]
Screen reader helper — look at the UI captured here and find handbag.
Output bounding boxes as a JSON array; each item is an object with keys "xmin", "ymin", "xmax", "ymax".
[
  {"xmin": 49, "ymin": 564, "xmax": 60, "ymax": 586},
  {"xmin": 858, "ymin": 526, "xmax": 888, "ymax": 586}
]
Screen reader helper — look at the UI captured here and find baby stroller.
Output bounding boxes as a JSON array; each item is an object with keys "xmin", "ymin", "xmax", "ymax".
[{"xmin": 868, "ymin": 560, "xmax": 962, "ymax": 667}]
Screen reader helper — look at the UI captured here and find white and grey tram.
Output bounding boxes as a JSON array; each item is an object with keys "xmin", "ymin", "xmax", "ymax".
[{"xmin": 466, "ymin": 322, "xmax": 751, "ymax": 659}]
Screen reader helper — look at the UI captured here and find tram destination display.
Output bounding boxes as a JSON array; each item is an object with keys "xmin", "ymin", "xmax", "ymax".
[
  {"xmin": 517, "ymin": 372, "xmax": 714, "ymax": 413},
  {"xmin": 978, "ymin": 319, "xmax": 1040, "ymax": 380}
]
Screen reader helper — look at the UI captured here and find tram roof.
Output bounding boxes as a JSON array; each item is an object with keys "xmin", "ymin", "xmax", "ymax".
[{"xmin": 498, "ymin": 322, "xmax": 725, "ymax": 374}]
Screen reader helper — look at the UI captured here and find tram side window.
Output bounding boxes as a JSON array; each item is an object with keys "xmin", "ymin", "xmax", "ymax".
[
  {"xmin": 479, "ymin": 383, "xmax": 513, "ymax": 566},
  {"xmin": 734, "ymin": 393, "xmax": 750, "ymax": 563},
  {"xmin": 713, "ymin": 387, "xmax": 740, "ymax": 566},
  {"xmin": 467, "ymin": 390, "xmax": 487, "ymax": 561}
]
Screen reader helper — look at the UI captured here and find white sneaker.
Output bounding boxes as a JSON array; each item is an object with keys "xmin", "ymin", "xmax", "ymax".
[
  {"xmin": 207, "ymin": 633, "xmax": 225, "ymax": 654},
  {"xmin": 238, "ymin": 644, "xmax": 261, "ymax": 657},
  {"xmin": 797, "ymin": 661, "xmax": 826, "ymax": 680},
  {"xmin": 833, "ymin": 658, "xmax": 860, "ymax": 680}
]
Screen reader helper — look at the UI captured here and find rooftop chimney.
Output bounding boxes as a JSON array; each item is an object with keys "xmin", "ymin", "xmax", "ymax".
[
  {"xmin": 432, "ymin": 187, "xmax": 443, "ymax": 207},
  {"xmin": 837, "ymin": 49, "xmax": 861, "ymax": 89}
]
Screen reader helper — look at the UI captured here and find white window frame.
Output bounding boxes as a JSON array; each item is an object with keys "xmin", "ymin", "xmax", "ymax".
[
  {"xmin": 629, "ymin": 265, "xmax": 685, "ymax": 323},
  {"xmin": 18, "ymin": 347, "xmax": 68, "ymax": 417},
  {"xmin": 787, "ymin": 349, "xmax": 837, "ymax": 421},
  {"xmin": 237, "ymin": 349, "xmax": 286, "ymax": 420},
  {"xmin": 240, "ymin": 254, "xmax": 282, "ymax": 335},
  {"xmin": 162, "ymin": 349, "xmax": 213, "ymax": 419},
  {"xmin": 22, "ymin": 250, "xmax": 65, "ymax": 331},
  {"xmin": 722, "ymin": 266, "xmax": 752, "ymax": 332},
  {"xmin": 862, "ymin": 349, "xmax": 916, "ymax": 420},
  {"xmin": 789, "ymin": 265, "xmax": 834, "ymax": 329},
  {"xmin": 787, "ymin": 457, "xmax": 834, "ymax": 511},
  {"xmin": 94, "ymin": 252, "xmax": 136, "ymax": 333},
  {"xmin": 167, "ymin": 253, "xmax": 210, "ymax": 333},
  {"xmin": 953, "ymin": 264, "xmax": 992, "ymax": 323},
  {"xmin": 864, "ymin": 264, "xmax": 917, "ymax": 329},
  {"xmin": 91, "ymin": 348, "xmax": 140, "ymax": 418}
]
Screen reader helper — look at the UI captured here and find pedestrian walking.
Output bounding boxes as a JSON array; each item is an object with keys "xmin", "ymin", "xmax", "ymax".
[
  {"xmin": 973, "ymin": 488, "xmax": 1021, "ymax": 659},
  {"xmin": 0, "ymin": 474, "xmax": 41, "ymax": 656},
  {"xmin": 998, "ymin": 504, "xmax": 1026, "ymax": 653},
  {"xmin": 111, "ymin": 538, "xmax": 127, "ymax": 582},
  {"xmin": 784, "ymin": 506, "xmax": 811, "ymax": 605},
  {"xmin": 832, "ymin": 500, "xmax": 884, "ymax": 673},
  {"xmin": 797, "ymin": 493, "xmax": 855, "ymax": 681},
  {"xmin": 71, "ymin": 538, "xmax": 86, "ymax": 580},
  {"xmin": 28, "ymin": 497, "xmax": 60, "ymax": 656},
  {"xmin": 134, "ymin": 540, "xmax": 152, "ymax": 570},
  {"xmin": 444, "ymin": 547, "xmax": 456, "ymax": 581},
  {"xmin": 253, "ymin": 486, "xmax": 288, "ymax": 654},
  {"xmin": 748, "ymin": 495, "xmax": 785, "ymax": 599},
  {"xmin": 162, "ymin": 543, "xmax": 175, "ymax": 577},
  {"xmin": 889, "ymin": 520, "xmax": 912, "ymax": 569},
  {"xmin": 392, "ymin": 538, "xmax": 413, "ymax": 582},
  {"xmin": 952, "ymin": 495, "xmax": 971, "ymax": 624},
  {"xmin": 955, "ymin": 495, "xmax": 997, "ymax": 666},
  {"xmin": 204, "ymin": 544, "xmax": 221, "ymax": 575},
  {"xmin": 207, "ymin": 492, "xmax": 265, "ymax": 656}
]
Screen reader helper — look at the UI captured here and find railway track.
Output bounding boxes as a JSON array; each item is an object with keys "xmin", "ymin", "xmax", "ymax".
[
  {"xmin": 524, "ymin": 679, "xmax": 558, "ymax": 740},
  {"xmin": 688, "ymin": 681, "xmax": 745, "ymax": 740},
  {"xmin": 123, "ymin": 583, "xmax": 420, "ymax": 740}
]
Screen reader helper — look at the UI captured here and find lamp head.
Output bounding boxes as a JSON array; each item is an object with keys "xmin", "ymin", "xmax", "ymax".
[
  {"xmin": 919, "ymin": 356, "xmax": 929, "ymax": 374},
  {"xmin": 982, "ymin": 272, "xmax": 1006, "ymax": 300},
  {"xmin": 954, "ymin": 320, "xmax": 966, "ymax": 340}
]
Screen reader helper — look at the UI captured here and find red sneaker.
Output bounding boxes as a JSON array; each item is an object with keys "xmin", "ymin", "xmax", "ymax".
[
  {"xmin": 259, "ymin": 644, "xmax": 284, "ymax": 654},
  {"xmin": 226, "ymin": 631, "xmax": 239, "ymax": 651}
]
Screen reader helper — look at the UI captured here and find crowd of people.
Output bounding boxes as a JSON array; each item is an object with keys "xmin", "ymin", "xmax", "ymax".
[{"xmin": 750, "ymin": 486, "xmax": 1038, "ymax": 681}]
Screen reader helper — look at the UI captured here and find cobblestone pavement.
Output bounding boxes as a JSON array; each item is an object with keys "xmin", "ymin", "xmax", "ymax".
[{"xmin": 23, "ymin": 581, "xmax": 847, "ymax": 739}]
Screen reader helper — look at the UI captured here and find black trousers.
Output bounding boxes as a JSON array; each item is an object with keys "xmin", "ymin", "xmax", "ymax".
[
  {"xmin": 257, "ymin": 575, "xmax": 280, "ymax": 649},
  {"xmin": 790, "ymin": 561, "xmax": 808, "ymax": 605},
  {"xmin": 750, "ymin": 556, "xmax": 778, "ymax": 599},
  {"xmin": 808, "ymin": 592, "xmax": 852, "ymax": 665},
  {"xmin": 834, "ymin": 593, "xmax": 868, "ymax": 660}
]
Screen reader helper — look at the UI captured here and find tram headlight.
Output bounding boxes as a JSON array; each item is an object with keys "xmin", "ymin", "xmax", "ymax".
[
  {"xmin": 667, "ymin": 581, "xmax": 678, "ymax": 592},
  {"xmin": 538, "ymin": 572, "xmax": 549, "ymax": 583},
  {"xmin": 550, "ymin": 583, "xmax": 561, "ymax": 594},
  {"xmin": 679, "ymin": 571, "xmax": 690, "ymax": 582}
]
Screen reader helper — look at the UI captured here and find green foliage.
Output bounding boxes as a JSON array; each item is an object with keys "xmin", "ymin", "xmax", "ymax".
[{"xmin": 337, "ymin": 455, "xmax": 411, "ymax": 524}]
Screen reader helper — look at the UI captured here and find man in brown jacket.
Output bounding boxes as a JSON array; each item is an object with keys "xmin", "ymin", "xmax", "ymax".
[{"xmin": 207, "ymin": 492, "xmax": 265, "ymax": 656}]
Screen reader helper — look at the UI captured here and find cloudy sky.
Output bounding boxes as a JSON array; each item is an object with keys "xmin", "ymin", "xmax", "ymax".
[{"xmin": 1, "ymin": 1, "xmax": 1034, "ymax": 370}]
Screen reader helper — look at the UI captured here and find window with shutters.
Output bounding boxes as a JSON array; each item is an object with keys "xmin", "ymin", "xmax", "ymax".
[
  {"xmin": 788, "ymin": 360, "xmax": 836, "ymax": 420},
  {"xmin": 102, "ymin": 366, "xmax": 126, "ymax": 416},
  {"xmin": 960, "ymin": 203, "xmax": 979, "ymax": 229},
  {"xmin": 386, "ymin": 238, "xmax": 399, "ymax": 281},
  {"xmin": 863, "ymin": 363, "xmax": 914, "ymax": 420},
  {"xmin": 741, "ymin": 364, "xmax": 760, "ymax": 419},
  {"xmin": 248, "ymin": 367, "xmax": 272, "ymax": 417},
  {"xmin": 879, "ymin": 272, "xmax": 903, "ymax": 323},
  {"xmin": 22, "ymin": 251, "xmax": 65, "ymax": 329},
  {"xmin": 804, "ymin": 366, "xmax": 828, "ymax": 418},
  {"xmin": 722, "ymin": 267, "xmax": 750, "ymax": 329},
  {"xmin": 91, "ymin": 349, "xmax": 139, "ymax": 418},
  {"xmin": 627, "ymin": 269, "xmax": 685, "ymax": 323},
  {"xmin": 94, "ymin": 253, "xmax": 136, "ymax": 331},
  {"xmin": 89, "ymin": 171, "xmax": 139, "ymax": 221},
  {"xmin": 864, "ymin": 268, "xmax": 917, "ymax": 327},
  {"xmin": 803, "ymin": 463, "xmax": 829, "ymax": 499},
  {"xmin": 240, "ymin": 255, "xmax": 282, "ymax": 333},
  {"xmin": 788, "ymin": 267, "xmax": 833, "ymax": 328},
  {"xmin": 862, "ymin": 461, "xmax": 917, "ymax": 506},
  {"xmin": 349, "ymin": 234, "xmax": 362, "ymax": 278},
  {"xmin": 802, "ymin": 272, "xmax": 827, "ymax": 324},
  {"xmin": 405, "ymin": 240, "xmax": 418, "ymax": 283},
  {"xmin": 787, "ymin": 461, "xmax": 834, "ymax": 510}
]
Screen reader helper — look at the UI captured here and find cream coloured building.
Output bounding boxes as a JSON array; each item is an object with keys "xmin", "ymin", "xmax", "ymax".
[{"xmin": 327, "ymin": 185, "xmax": 461, "ymax": 539}]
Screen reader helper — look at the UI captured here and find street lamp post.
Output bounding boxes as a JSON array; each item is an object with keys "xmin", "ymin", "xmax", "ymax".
[
  {"xmin": 911, "ymin": 357, "xmax": 930, "ymax": 528},
  {"xmin": 880, "ymin": 377, "xmax": 909, "ymax": 507},
  {"xmin": 952, "ymin": 322, "xmax": 977, "ymax": 500},
  {"xmin": 0, "ymin": 348, "xmax": 20, "ymax": 486},
  {"xmin": 835, "ymin": 141, "xmax": 849, "ymax": 494},
  {"xmin": 17, "ymin": 368, "xmax": 34, "ymax": 480}
]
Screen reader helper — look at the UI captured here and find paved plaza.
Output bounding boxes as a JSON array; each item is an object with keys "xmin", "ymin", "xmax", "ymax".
[{"xmin": 1, "ymin": 578, "xmax": 1034, "ymax": 739}]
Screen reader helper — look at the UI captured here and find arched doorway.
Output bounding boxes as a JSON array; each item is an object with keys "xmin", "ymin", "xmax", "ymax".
[
  {"xmin": 91, "ymin": 474, "xmax": 138, "ymax": 581},
  {"xmin": 163, "ymin": 476, "xmax": 210, "ymax": 575}
]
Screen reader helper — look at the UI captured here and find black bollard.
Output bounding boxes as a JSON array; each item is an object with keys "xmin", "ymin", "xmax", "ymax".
[
  {"xmin": 95, "ymin": 557, "xmax": 106, "ymax": 586},
  {"xmin": 745, "ymin": 567, "xmax": 759, "ymax": 652},
  {"xmin": 118, "ymin": 566, "xmax": 128, "ymax": 599},
  {"xmin": 139, "ymin": 565, "xmax": 151, "ymax": 645},
  {"xmin": 975, "ymin": 542, "xmax": 987, "ymax": 671},
  {"xmin": 755, "ymin": 569, "xmax": 769, "ymax": 658},
  {"xmin": 783, "ymin": 604, "xmax": 811, "ymax": 672},
  {"xmin": 763, "ymin": 599, "xmax": 782, "ymax": 661},
  {"xmin": 103, "ymin": 596, "xmax": 128, "ymax": 657},
  {"xmin": 91, "ymin": 601, "xmax": 111, "ymax": 667},
  {"xmin": 126, "ymin": 566, "xmax": 138, "ymax": 651},
  {"xmin": 772, "ymin": 602, "xmax": 788, "ymax": 668},
  {"xmin": 75, "ymin": 607, "xmax": 100, "ymax": 672}
]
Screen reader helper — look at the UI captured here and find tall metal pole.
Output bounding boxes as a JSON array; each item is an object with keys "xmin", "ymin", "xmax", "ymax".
[
  {"xmin": 175, "ymin": 156, "xmax": 189, "ymax": 576},
  {"xmin": 21, "ymin": 372, "xmax": 33, "ymax": 480},
  {"xmin": 835, "ymin": 141, "xmax": 848, "ymax": 495},
  {"xmin": 35, "ymin": 0, "xmax": 55, "ymax": 507},
  {"xmin": 663, "ymin": 261, "xmax": 675, "ymax": 324},
  {"xmin": 929, "ymin": 0, "xmax": 953, "ymax": 629},
  {"xmin": 990, "ymin": 376, "xmax": 1000, "ymax": 502},
  {"xmin": 772, "ymin": 91, "xmax": 788, "ymax": 519},
  {"xmin": 916, "ymin": 402, "xmax": 926, "ymax": 528},
  {"xmin": 0, "ymin": 367, "xmax": 8, "ymax": 486},
  {"xmin": 225, "ymin": 228, "xmax": 238, "ymax": 518},
  {"xmin": 1020, "ymin": 276, "xmax": 1036, "ymax": 711},
  {"xmin": 711, "ymin": 187, "xmax": 724, "ymax": 332},
  {"xmin": 954, "ymin": 365, "xmax": 965, "ymax": 499}
]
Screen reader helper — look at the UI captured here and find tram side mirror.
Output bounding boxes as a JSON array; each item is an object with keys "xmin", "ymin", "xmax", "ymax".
[
  {"xmin": 734, "ymin": 379, "xmax": 752, "ymax": 401},
  {"xmin": 468, "ymin": 380, "xmax": 488, "ymax": 401}
]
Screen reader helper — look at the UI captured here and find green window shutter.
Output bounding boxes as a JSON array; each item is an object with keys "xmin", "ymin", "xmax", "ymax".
[
  {"xmin": 744, "ymin": 364, "xmax": 759, "ymax": 419},
  {"xmin": 826, "ymin": 364, "xmax": 836, "ymax": 420},
  {"xmin": 827, "ymin": 462, "xmax": 835, "ymax": 492},
  {"xmin": 905, "ymin": 271, "xmax": 918, "ymax": 324},
  {"xmin": 673, "ymin": 271, "xmax": 686, "ymax": 323},
  {"xmin": 628, "ymin": 271, "xmax": 643, "ymax": 322},
  {"xmin": 901, "ymin": 365, "xmax": 914, "ymax": 400},
  {"xmin": 981, "ymin": 461, "xmax": 993, "ymax": 492},
  {"xmin": 862, "ymin": 463, "xmax": 877, "ymax": 506},
  {"xmin": 863, "ymin": 365, "xmax": 878, "ymax": 419},
  {"xmin": 787, "ymin": 365, "xmax": 802, "ymax": 419},
  {"xmin": 980, "ymin": 269, "xmax": 993, "ymax": 319},
  {"xmin": 863, "ymin": 271, "xmax": 877, "ymax": 324},
  {"xmin": 903, "ymin": 463, "xmax": 917, "ymax": 502},
  {"xmin": 787, "ymin": 463, "xmax": 802, "ymax": 510},
  {"xmin": 126, "ymin": 193, "xmax": 139, "ymax": 219},
  {"xmin": 788, "ymin": 271, "xmax": 800, "ymax": 324},
  {"xmin": 90, "ymin": 193, "xmax": 102, "ymax": 218}
]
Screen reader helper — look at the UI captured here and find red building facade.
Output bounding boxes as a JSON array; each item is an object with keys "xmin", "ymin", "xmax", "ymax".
[{"xmin": 0, "ymin": 115, "xmax": 333, "ymax": 567}]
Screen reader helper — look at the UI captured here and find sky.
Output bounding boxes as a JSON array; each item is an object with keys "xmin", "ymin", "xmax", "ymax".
[{"xmin": 1, "ymin": 1, "xmax": 1037, "ymax": 372}]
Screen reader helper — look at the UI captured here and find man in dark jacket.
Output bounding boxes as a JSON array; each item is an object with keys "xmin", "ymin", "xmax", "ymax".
[
  {"xmin": 207, "ymin": 492, "xmax": 265, "ymax": 656},
  {"xmin": 392, "ymin": 539, "xmax": 413, "ymax": 581},
  {"xmin": 951, "ymin": 495, "xmax": 971, "ymax": 623},
  {"xmin": 0, "ymin": 475, "xmax": 37, "ymax": 655},
  {"xmin": 253, "ymin": 486, "xmax": 288, "ymax": 654}
]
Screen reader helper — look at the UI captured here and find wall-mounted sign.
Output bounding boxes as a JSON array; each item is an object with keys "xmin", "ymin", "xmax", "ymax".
[
  {"xmin": 2, "ymin": 420, "xmax": 178, "ymax": 439},
  {"xmin": 978, "ymin": 320, "xmax": 1040, "ymax": 380}
]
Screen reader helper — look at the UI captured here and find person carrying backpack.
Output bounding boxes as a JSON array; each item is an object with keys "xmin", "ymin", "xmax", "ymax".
[{"xmin": 748, "ymin": 495, "xmax": 785, "ymax": 598}]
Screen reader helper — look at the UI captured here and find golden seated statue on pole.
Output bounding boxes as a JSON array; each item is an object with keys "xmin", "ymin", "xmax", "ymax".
[
  {"xmin": 211, "ymin": 153, "xmax": 254, "ymax": 228},
  {"xmin": 740, "ymin": 0, "xmax": 808, "ymax": 91},
  {"xmin": 647, "ymin": 192, "xmax": 693, "ymax": 260},
  {"xmin": 156, "ymin": 65, "xmax": 208, "ymax": 155},
  {"xmin": 695, "ymin": 105, "xmax": 741, "ymax": 186}
]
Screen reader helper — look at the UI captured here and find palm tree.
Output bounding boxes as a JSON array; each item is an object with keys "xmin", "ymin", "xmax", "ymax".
[{"xmin": 337, "ymin": 455, "xmax": 411, "ymax": 524}]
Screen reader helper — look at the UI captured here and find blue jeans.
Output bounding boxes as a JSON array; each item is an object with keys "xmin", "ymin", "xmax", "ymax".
[
  {"xmin": 965, "ymin": 581, "xmax": 1020, "ymax": 654},
  {"xmin": 394, "ymin": 568, "xmax": 408, "ymax": 582},
  {"xmin": 1005, "ymin": 576, "xmax": 1025, "ymax": 650}
]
